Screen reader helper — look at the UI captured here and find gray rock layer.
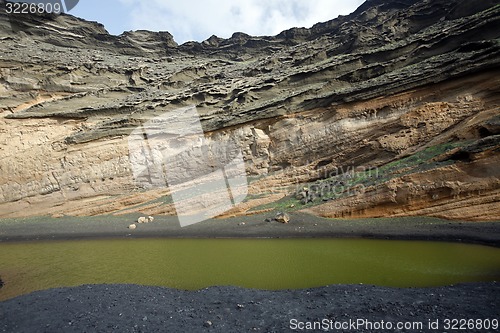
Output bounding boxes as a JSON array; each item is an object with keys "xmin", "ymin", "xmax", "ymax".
[{"xmin": 0, "ymin": 0, "xmax": 499, "ymax": 218}]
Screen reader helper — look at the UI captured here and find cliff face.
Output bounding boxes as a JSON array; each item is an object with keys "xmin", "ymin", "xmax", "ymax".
[{"xmin": 0, "ymin": 0, "xmax": 499, "ymax": 220}]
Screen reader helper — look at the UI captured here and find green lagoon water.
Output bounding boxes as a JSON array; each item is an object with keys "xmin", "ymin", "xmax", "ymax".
[{"xmin": 1, "ymin": 238, "xmax": 499, "ymax": 300}]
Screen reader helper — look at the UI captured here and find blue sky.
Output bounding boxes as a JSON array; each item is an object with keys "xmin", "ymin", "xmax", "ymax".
[{"xmin": 69, "ymin": 0, "xmax": 364, "ymax": 44}]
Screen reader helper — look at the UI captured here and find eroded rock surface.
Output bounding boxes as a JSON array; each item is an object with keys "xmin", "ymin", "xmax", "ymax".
[{"xmin": 0, "ymin": 0, "xmax": 499, "ymax": 220}]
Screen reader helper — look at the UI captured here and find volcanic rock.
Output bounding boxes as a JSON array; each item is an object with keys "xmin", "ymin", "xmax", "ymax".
[{"xmin": 0, "ymin": 0, "xmax": 499, "ymax": 220}]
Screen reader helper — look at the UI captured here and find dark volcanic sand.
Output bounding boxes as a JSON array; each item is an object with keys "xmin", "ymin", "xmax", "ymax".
[
  {"xmin": 1, "ymin": 214, "xmax": 499, "ymax": 332},
  {"xmin": 1, "ymin": 283, "xmax": 499, "ymax": 333},
  {"xmin": 1, "ymin": 213, "xmax": 499, "ymax": 246}
]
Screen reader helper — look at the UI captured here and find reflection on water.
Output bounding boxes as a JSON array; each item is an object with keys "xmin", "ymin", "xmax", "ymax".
[{"xmin": 0, "ymin": 238, "xmax": 499, "ymax": 301}]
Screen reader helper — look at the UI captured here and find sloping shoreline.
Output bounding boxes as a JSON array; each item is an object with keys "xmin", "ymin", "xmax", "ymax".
[
  {"xmin": 1, "ymin": 283, "xmax": 498, "ymax": 333},
  {"xmin": 1, "ymin": 215, "xmax": 498, "ymax": 332},
  {"xmin": 1, "ymin": 213, "xmax": 499, "ymax": 246}
]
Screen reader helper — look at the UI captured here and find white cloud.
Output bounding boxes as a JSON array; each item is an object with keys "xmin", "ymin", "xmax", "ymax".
[{"xmin": 118, "ymin": 0, "xmax": 365, "ymax": 44}]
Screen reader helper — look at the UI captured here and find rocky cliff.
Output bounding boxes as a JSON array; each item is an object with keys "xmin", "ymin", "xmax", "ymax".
[{"xmin": 0, "ymin": 0, "xmax": 499, "ymax": 221}]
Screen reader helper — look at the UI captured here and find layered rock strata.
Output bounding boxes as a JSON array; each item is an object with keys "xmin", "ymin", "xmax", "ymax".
[{"xmin": 0, "ymin": 0, "xmax": 499, "ymax": 220}]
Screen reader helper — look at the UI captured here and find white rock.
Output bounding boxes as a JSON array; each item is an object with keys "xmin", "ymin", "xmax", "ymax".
[{"xmin": 128, "ymin": 224, "xmax": 137, "ymax": 230}]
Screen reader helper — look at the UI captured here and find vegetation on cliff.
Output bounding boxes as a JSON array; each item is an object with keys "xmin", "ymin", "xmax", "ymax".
[{"xmin": 0, "ymin": 0, "xmax": 499, "ymax": 220}]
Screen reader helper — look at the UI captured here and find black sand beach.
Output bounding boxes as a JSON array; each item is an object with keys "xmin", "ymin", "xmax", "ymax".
[
  {"xmin": 1, "ymin": 283, "xmax": 499, "ymax": 333},
  {"xmin": 1, "ymin": 212, "xmax": 499, "ymax": 246},
  {"xmin": 1, "ymin": 214, "xmax": 499, "ymax": 332}
]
